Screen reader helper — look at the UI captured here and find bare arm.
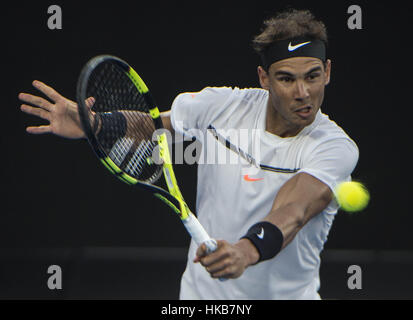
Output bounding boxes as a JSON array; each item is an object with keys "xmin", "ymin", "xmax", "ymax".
[
  {"xmin": 160, "ymin": 110, "xmax": 174, "ymax": 135},
  {"xmin": 263, "ymin": 173, "xmax": 332, "ymax": 249},
  {"xmin": 195, "ymin": 172, "xmax": 333, "ymax": 279}
]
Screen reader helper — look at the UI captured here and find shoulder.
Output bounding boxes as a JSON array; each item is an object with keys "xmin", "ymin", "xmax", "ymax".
[
  {"xmin": 298, "ymin": 113, "xmax": 360, "ymax": 198},
  {"xmin": 308, "ymin": 112, "xmax": 358, "ymax": 151},
  {"xmin": 234, "ymin": 87, "xmax": 268, "ymax": 99},
  {"xmin": 176, "ymin": 86, "xmax": 233, "ymax": 100},
  {"xmin": 178, "ymin": 86, "xmax": 267, "ymax": 101},
  {"xmin": 299, "ymin": 112, "xmax": 359, "ymax": 170},
  {"xmin": 171, "ymin": 86, "xmax": 266, "ymax": 131},
  {"xmin": 172, "ymin": 86, "xmax": 267, "ymax": 117}
]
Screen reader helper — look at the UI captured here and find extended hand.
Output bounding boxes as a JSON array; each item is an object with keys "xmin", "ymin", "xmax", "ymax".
[{"xmin": 19, "ymin": 80, "xmax": 94, "ymax": 139}]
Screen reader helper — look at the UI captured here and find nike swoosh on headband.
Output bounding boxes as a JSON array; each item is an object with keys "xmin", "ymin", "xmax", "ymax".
[{"xmin": 288, "ymin": 41, "xmax": 311, "ymax": 52}]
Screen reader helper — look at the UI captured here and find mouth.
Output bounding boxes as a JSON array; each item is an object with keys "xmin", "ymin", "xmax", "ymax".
[{"xmin": 294, "ymin": 105, "xmax": 313, "ymax": 118}]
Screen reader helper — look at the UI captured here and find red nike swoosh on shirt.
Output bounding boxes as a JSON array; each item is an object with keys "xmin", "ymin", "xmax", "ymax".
[{"xmin": 243, "ymin": 175, "xmax": 264, "ymax": 182}]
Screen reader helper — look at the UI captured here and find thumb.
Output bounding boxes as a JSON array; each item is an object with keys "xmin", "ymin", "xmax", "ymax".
[{"xmin": 85, "ymin": 97, "xmax": 95, "ymax": 110}]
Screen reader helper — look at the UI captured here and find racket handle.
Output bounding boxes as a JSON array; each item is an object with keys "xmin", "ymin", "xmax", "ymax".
[
  {"xmin": 182, "ymin": 214, "xmax": 227, "ymax": 282},
  {"xmin": 182, "ymin": 213, "xmax": 216, "ymax": 249}
]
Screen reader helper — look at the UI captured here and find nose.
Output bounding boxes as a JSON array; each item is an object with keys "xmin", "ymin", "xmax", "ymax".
[{"xmin": 294, "ymin": 80, "xmax": 310, "ymax": 101}]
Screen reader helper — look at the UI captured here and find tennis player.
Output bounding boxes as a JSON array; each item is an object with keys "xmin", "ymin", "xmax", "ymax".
[{"xmin": 19, "ymin": 9, "xmax": 358, "ymax": 299}]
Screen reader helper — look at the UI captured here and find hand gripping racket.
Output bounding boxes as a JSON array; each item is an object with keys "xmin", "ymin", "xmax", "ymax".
[{"xmin": 76, "ymin": 55, "xmax": 217, "ymax": 254}]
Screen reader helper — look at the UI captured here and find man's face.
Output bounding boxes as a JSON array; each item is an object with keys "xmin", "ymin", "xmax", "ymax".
[{"xmin": 258, "ymin": 57, "xmax": 331, "ymax": 137}]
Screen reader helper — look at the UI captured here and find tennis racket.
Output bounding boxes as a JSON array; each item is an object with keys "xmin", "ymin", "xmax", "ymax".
[{"xmin": 76, "ymin": 55, "xmax": 217, "ymax": 254}]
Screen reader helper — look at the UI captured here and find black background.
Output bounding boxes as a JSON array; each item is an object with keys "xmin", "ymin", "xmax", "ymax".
[{"xmin": 1, "ymin": 0, "xmax": 412, "ymax": 299}]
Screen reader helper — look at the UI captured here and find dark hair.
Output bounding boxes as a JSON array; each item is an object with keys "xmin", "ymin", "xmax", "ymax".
[{"xmin": 252, "ymin": 9, "xmax": 328, "ymax": 56}]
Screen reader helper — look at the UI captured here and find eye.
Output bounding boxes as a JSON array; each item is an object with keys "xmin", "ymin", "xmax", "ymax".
[
  {"xmin": 306, "ymin": 73, "xmax": 320, "ymax": 81},
  {"xmin": 278, "ymin": 76, "xmax": 294, "ymax": 83}
]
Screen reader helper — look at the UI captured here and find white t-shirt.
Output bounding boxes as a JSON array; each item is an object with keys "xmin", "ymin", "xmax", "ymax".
[{"xmin": 170, "ymin": 87, "xmax": 359, "ymax": 300}]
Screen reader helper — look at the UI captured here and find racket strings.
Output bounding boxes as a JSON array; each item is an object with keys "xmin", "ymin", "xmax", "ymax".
[{"xmin": 85, "ymin": 61, "xmax": 162, "ymax": 183}]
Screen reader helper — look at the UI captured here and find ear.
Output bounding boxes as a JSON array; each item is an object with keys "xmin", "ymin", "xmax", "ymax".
[
  {"xmin": 324, "ymin": 59, "xmax": 332, "ymax": 85},
  {"xmin": 257, "ymin": 66, "xmax": 270, "ymax": 90}
]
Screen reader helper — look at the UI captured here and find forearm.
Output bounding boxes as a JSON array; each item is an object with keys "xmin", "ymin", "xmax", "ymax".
[
  {"xmin": 120, "ymin": 110, "xmax": 155, "ymax": 139},
  {"xmin": 93, "ymin": 110, "xmax": 154, "ymax": 142},
  {"xmin": 95, "ymin": 110, "xmax": 172, "ymax": 140},
  {"xmin": 263, "ymin": 202, "xmax": 306, "ymax": 249},
  {"xmin": 261, "ymin": 173, "xmax": 332, "ymax": 250}
]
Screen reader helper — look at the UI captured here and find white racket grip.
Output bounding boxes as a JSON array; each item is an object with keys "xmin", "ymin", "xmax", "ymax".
[
  {"xmin": 182, "ymin": 214, "xmax": 217, "ymax": 253},
  {"xmin": 182, "ymin": 214, "xmax": 227, "ymax": 282}
]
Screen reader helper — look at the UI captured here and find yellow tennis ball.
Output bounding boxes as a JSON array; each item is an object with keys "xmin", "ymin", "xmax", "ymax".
[{"xmin": 335, "ymin": 181, "xmax": 370, "ymax": 212}]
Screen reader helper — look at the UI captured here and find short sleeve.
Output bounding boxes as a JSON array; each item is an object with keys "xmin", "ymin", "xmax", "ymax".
[
  {"xmin": 170, "ymin": 87, "xmax": 233, "ymax": 140},
  {"xmin": 298, "ymin": 138, "xmax": 359, "ymax": 214}
]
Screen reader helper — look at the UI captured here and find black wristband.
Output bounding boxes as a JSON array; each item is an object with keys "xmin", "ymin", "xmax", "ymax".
[
  {"xmin": 96, "ymin": 111, "xmax": 127, "ymax": 149},
  {"xmin": 241, "ymin": 221, "xmax": 284, "ymax": 263}
]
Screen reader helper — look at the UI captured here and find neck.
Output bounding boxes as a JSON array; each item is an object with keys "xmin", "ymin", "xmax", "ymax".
[{"xmin": 265, "ymin": 101, "xmax": 303, "ymax": 138}]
